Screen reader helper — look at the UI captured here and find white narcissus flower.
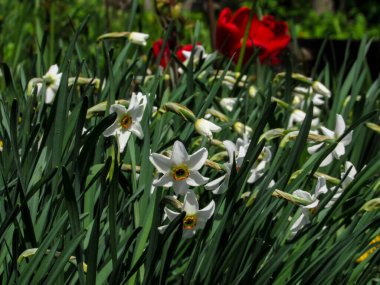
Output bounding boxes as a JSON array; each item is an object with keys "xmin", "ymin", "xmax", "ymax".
[
  {"xmin": 293, "ymin": 86, "xmax": 327, "ymax": 106},
  {"xmin": 128, "ymin": 32, "xmax": 149, "ymax": 46},
  {"xmin": 233, "ymin": 122, "xmax": 253, "ymax": 137},
  {"xmin": 288, "ymin": 109, "xmax": 306, "ymax": 128},
  {"xmin": 220, "ymin": 97, "xmax": 238, "ymax": 112},
  {"xmin": 205, "ymin": 137, "xmax": 249, "ymax": 194},
  {"xmin": 325, "ymin": 161, "xmax": 357, "ymax": 208},
  {"xmin": 290, "ymin": 177, "xmax": 328, "ymax": 237},
  {"xmin": 247, "ymin": 147, "xmax": 272, "ymax": 184},
  {"xmin": 312, "ymin": 93, "xmax": 326, "ymax": 106},
  {"xmin": 308, "ymin": 114, "xmax": 353, "ymax": 167},
  {"xmin": 194, "ymin": 118, "xmax": 222, "ymax": 139},
  {"xmin": 130, "ymin": 91, "xmax": 148, "ymax": 110},
  {"xmin": 37, "ymin": 64, "xmax": 62, "ymax": 104},
  {"xmin": 103, "ymin": 93, "xmax": 147, "ymax": 153},
  {"xmin": 149, "ymin": 141, "xmax": 209, "ymax": 195},
  {"xmin": 158, "ymin": 191, "xmax": 215, "ymax": 238},
  {"xmin": 340, "ymin": 161, "xmax": 357, "ymax": 189},
  {"xmin": 288, "ymin": 109, "xmax": 320, "ymax": 129}
]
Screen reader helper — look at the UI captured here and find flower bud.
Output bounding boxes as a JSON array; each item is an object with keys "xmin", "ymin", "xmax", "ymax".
[
  {"xmin": 162, "ymin": 102, "xmax": 196, "ymax": 122},
  {"xmin": 249, "ymin": 85, "xmax": 258, "ymax": 98},
  {"xmin": 128, "ymin": 32, "xmax": 149, "ymax": 46},
  {"xmin": 205, "ymin": 108, "xmax": 229, "ymax": 122},
  {"xmin": 259, "ymin": 128, "xmax": 285, "ymax": 141},
  {"xmin": 366, "ymin": 122, "xmax": 380, "ymax": 134},
  {"xmin": 312, "ymin": 81, "xmax": 331, "ymax": 98}
]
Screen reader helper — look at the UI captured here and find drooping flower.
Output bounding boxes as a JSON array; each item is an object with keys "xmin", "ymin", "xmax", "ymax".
[
  {"xmin": 205, "ymin": 137, "xmax": 249, "ymax": 194},
  {"xmin": 36, "ymin": 64, "xmax": 62, "ymax": 104},
  {"xmin": 308, "ymin": 114, "xmax": 353, "ymax": 167},
  {"xmin": 194, "ymin": 118, "xmax": 222, "ymax": 139},
  {"xmin": 128, "ymin": 32, "xmax": 149, "ymax": 46},
  {"xmin": 103, "ymin": 92, "xmax": 147, "ymax": 153},
  {"xmin": 290, "ymin": 177, "xmax": 328, "ymax": 236},
  {"xmin": 216, "ymin": 7, "xmax": 290, "ymax": 65},
  {"xmin": 149, "ymin": 141, "xmax": 209, "ymax": 195},
  {"xmin": 158, "ymin": 191, "xmax": 215, "ymax": 238}
]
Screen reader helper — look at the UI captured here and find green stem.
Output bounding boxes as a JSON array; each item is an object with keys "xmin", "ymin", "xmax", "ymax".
[{"xmin": 235, "ymin": 1, "xmax": 256, "ymax": 73}]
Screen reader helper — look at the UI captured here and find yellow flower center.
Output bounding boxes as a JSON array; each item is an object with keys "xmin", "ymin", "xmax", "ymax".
[
  {"xmin": 120, "ymin": 114, "xmax": 133, "ymax": 129},
  {"xmin": 45, "ymin": 75, "xmax": 55, "ymax": 87},
  {"xmin": 171, "ymin": 164, "xmax": 190, "ymax": 181},
  {"xmin": 183, "ymin": 214, "xmax": 197, "ymax": 230},
  {"xmin": 0, "ymin": 140, "xmax": 3, "ymax": 150}
]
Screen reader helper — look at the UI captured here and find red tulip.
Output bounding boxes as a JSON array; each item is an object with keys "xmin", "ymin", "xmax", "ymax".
[
  {"xmin": 216, "ymin": 7, "xmax": 290, "ymax": 65},
  {"xmin": 152, "ymin": 39, "xmax": 171, "ymax": 68}
]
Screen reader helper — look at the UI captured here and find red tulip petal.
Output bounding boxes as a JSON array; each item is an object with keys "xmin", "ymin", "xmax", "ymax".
[{"xmin": 230, "ymin": 7, "xmax": 251, "ymax": 29}]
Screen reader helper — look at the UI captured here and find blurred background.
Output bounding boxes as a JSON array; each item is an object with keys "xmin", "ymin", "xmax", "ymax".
[{"xmin": 0, "ymin": 0, "xmax": 379, "ymax": 75}]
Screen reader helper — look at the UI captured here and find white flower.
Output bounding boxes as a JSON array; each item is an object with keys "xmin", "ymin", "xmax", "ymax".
[
  {"xmin": 247, "ymin": 147, "xmax": 272, "ymax": 184},
  {"xmin": 312, "ymin": 81, "xmax": 331, "ymax": 98},
  {"xmin": 220, "ymin": 97, "xmax": 238, "ymax": 112},
  {"xmin": 249, "ymin": 85, "xmax": 258, "ymax": 98},
  {"xmin": 288, "ymin": 108, "xmax": 320, "ymax": 129},
  {"xmin": 308, "ymin": 114, "xmax": 353, "ymax": 167},
  {"xmin": 288, "ymin": 109, "xmax": 306, "ymax": 128},
  {"xmin": 194, "ymin": 118, "xmax": 222, "ymax": 139},
  {"xmin": 158, "ymin": 191, "xmax": 215, "ymax": 238},
  {"xmin": 181, "ymin": 45, "xmax": 208, "ymax": 64},
  {"xmin": 312, "ymin": 93, "xmax": 326, "ymax": 106},
  {"xmin": 216, "ymin": 71, "xmax": 247, "ymax": 90},
  {"xmin": 290, "ymin": 177, "xmax": 328, "ymax": 236},
  {"xmin": 128, "ymin": 32, "xmax": 149, "ymax": 46},
  {"xmin": 325, "ymin": 161, "xmax": 357, "ymax": 208},
  {"xmin": 130, "ymin": 91, "xmax": 148, "ymax": 110},
  {"xmin": 37, "ymin": 64, "xmax": 62, "ymax": 104},
  {"xmin": 340, "ymin": 161, "xmax": 357, "ymax": 188},
  {"xmin": 103, "ymin": 93, "xmax": 147, "ymax": 153},
  {"xmin": 149, "ymin": 141, "xmax": 209, "ymax": 195},
  {"xmin": 293, "ymin": 86, "xmax": 326, "ymax": 106},
  {"xmin": 205, "ymin": 137, "xmax": 249, "ymax": 194},
  {"xmin": 233, "ymin": 122, "xmax": 253, "ymax": 136}
]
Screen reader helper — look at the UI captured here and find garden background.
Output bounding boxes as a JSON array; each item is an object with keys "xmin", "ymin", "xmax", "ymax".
[{"xmin": 0, "ymin": 0, "xmax": 380, "ymax": 284}]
